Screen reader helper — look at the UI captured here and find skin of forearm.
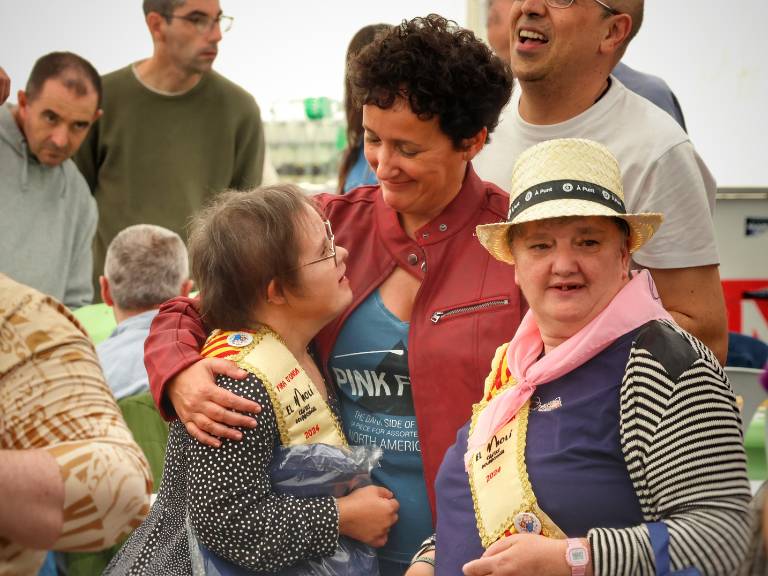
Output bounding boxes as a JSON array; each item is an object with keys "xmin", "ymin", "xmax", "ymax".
[
  {"xmin": 0, "ymin": 449, "xmax": 64, "ymax": 548},
  {"xmin": 666, "ymin": 309, "xmax": 727, "ymax": 365}
]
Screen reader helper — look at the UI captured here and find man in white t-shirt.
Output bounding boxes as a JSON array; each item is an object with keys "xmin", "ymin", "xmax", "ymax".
[
  {"xmin": 485, "ymin": 0, "xmax": 687, "ymax": 129},
  {"xmin": 474, "ymin": 0, "xmax": 727, "ymax": 362}
]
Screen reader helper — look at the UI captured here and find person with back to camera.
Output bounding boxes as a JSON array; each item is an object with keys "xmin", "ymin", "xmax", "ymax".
[
  {"xmin": 104, "ymin": 185, "xmax": 398, "ymax": 575},
  {"xmin": 98, "ymin": 224, "xmax": 193, "ymax": 400},
  {"xmin": 407, "ymin": 138, "xmax": 750, "ymax": 576},
  {"xmin": 142, "ymin": 14, "xmax": 526, "ymax": 575},
  {"xmin": 337, "ymin": 22, "xmax": 390, "ymax": 194}
]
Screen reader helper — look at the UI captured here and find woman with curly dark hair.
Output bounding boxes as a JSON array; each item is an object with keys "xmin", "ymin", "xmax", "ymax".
[{"xmin": 143, "ymin": 14, "xmax": 523, "ymax": 576}]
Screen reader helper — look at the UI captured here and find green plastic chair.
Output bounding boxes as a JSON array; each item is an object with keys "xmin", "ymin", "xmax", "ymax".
[{"xmin": 72, "ymin": 303, "xmax": 117, "ymax": 345}]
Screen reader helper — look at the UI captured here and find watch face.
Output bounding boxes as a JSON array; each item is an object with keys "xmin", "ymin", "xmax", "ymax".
[{"xmin": 567, "ymin": 548, "xmax": 589, "ymax": 566}]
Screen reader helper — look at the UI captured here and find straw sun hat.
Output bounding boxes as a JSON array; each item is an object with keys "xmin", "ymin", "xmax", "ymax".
[{"xmin": 476, "ymin": 138, "xmax": 663, "ymax": 265}]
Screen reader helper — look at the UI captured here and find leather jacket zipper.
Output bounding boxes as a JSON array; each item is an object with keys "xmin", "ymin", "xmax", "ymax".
[{"xmin": 430, "ymin": 298, "xmax": 510, "ymax": 324}]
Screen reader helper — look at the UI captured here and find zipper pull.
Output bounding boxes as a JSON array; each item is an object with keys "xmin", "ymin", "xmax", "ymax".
[{"xmin": 431, "ymin": 311, "xmax": 445, "ymax": 324}]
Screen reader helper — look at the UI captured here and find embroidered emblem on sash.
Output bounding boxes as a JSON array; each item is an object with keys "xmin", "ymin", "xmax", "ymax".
[{"xmin": 203, "ymin": 328, "xmax": 347, "ymax": 447}]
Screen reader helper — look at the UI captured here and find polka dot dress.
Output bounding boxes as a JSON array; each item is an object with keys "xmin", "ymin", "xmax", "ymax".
[{"xmin": 104, "ymin": 373, "xmax": 339, "ymax": 575}]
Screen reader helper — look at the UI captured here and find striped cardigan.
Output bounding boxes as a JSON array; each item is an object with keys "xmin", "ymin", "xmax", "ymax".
[{"xmin": 587, "ymin": 320, "xmax": 752, "ymax": 575}]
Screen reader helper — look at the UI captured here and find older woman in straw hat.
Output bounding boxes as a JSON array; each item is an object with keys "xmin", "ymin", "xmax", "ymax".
[{"xmin": 406, "ymin": 139, "xmax": 751, "ymax": 576}]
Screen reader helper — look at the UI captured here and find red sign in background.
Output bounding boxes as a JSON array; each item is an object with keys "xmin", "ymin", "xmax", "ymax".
[{"xmin": 722, "ymin": 279, "xmax": 768, "ymax": 340}]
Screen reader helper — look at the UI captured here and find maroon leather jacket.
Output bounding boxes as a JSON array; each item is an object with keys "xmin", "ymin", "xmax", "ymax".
[{"xmin": 144, "ymin": 166, "xmax": 525, "ymax": 515}]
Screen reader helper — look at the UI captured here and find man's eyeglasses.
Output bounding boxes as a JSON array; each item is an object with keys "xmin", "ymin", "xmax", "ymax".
[
  {"xmin": 295, "ymin": 220, "xmax": 337, "ymax": 269},
  {"xmin": 165, "ymin": 12, "xmax": 234, "ymax": 34},
  {"xmin": 535, "ymin": 0, "xmax": 620, "ymax": 15}
]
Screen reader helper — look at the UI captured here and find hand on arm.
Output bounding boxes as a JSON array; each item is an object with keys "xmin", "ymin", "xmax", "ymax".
[
  {"xmin": 462, "ymin": 534, "xmax": 591, "ymax": 576},
  {"xmin": 336, "ymin": 485, "xmax": 399, "ymax": 547},
  {"xmin": 144, "ymin": 296, "xmax": 261, "ymax": 446},
  {"xmin": 0, "ymin": 449, "xmax": 64, "ymax": 549},
  {"xmin": 649, "ymin": 265, "xmax": 728, "ymax": 364},
  {"xmin": 167, "ymin": 358, "xmax": 258, "ymax": 448}
]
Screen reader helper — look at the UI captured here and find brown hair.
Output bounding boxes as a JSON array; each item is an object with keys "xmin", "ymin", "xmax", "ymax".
[
  {"xmin": 26, "ymin": 51, "xmax": 102, "ymax": 107},
  {"xmin": 337, "ymin": 23, "xmax": 391, "ymax": 194},
  {"xmin": 188, "ymin": 185, "xmax": 315, "ymax": 330}
]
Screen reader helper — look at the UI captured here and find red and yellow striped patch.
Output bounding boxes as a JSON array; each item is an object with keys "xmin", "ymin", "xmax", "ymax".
[
  {"xmin": 201, "ymin": 330, "xmax": 255, "ymax": 359},
  {"xmin": 485, "ymin": 349, "xmax": 512, "ymax": 402}
]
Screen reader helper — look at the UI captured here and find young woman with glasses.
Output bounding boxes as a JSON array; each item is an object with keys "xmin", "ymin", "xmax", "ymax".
[{"xmin": 105, "ymin": 185, "xmax": 398, "ymax": 575}]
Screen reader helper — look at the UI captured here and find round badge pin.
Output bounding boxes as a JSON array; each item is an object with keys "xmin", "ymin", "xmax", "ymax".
[
  {"xmin": 227, "ymin": 332, "xmax": 254, "ymax": 348},
  {"xmin": 513, "ymin": 512, "xmax": 542, "ymax": 535}
]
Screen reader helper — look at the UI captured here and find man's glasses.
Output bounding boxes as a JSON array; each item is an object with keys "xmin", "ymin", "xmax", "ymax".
[
  {"xmin": 295, "ymin": 220, "xmax": 337, "ymax": 269},
  {"xmin": 166, "ymin": 12, "xmax": 234, "ymax": 34},
  {"xmin": 529, "ymin": 0, "xmax": 620, "ymax": 15}
]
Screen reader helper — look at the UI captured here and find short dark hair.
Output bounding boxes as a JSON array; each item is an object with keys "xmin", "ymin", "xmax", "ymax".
[
  {"xmin": 188, "ymin": 185, "xmax": 315, "ymax": 330},
  {"xmin": 349, "ymin": 14, "xmax": 513, "ymax": 149},
  {"xmin": 25, "ymin": 52, "xmax": 102, "ymax": 107},
  {"xmin": 143, "ymin": 0, "xmax": 186, "ymax": 17}
]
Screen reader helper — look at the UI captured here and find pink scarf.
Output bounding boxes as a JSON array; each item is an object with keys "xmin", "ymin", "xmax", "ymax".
[{"xmin": 465, "ymin": 270, "xmax": 672, "ymax": 463}]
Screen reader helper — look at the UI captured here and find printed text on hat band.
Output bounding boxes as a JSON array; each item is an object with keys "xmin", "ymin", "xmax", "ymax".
[{"xmin": 506, "ymin": 179, "xmax": 627, "ymax": 222}]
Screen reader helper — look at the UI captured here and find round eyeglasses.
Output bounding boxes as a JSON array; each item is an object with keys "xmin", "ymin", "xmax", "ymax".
[{"xmin": 294, "ymin": 220, "xmax": 337, "ymax": 269}]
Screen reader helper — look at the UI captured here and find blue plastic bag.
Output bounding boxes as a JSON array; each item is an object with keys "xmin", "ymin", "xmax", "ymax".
[{"xmin": 189, "ymin": 444, "xmax": 382, "ymax": 576}]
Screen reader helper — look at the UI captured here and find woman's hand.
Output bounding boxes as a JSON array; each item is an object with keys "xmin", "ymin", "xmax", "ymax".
[
  {"xmin": 337, "ymin": 485, "xmax": 399, "ymax": 547},
  {"xmin": 463, "ymin": 534, "xmax": 587, "ymax": 576},
  {"xmin": 167, "ymin": 358, "xmax": 260, "ymax": 447}
]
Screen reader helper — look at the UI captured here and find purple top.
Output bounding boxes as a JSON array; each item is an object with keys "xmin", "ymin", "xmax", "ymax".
[
  {"xmin": 762, "ymin": 361, "xmax": 768, "ymax": 393},
  {"xmin": 434, "ymin": 329, "xmax": 643, "ymax": 574}
]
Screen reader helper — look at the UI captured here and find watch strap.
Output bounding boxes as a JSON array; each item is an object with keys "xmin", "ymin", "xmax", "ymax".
[{"xmin": 566, "ymin": 538, "xmax": 589, "ymax": 576}]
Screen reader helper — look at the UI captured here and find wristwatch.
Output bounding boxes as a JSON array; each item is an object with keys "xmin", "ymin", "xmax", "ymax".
[{"xmin": 565, "ymin": 538, "xmax": 589, "ymax": 576}]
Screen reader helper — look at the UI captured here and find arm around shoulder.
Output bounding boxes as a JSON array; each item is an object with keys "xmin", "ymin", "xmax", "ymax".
[
  {"xmin": 145, "ymin": 296, "xmax": 208, "ymax": 418},
  {"xmin": 144, "ymin": 297, "xmax": 259, "ymax": 445}
]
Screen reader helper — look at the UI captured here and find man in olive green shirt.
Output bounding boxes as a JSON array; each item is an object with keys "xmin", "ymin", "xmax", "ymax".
[{"xmin": 75, "ymin": 0, "xmax": 265, "ymax": 286}]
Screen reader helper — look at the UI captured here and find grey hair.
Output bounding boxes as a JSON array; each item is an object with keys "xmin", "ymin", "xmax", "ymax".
[
  {"xmin": 104, "ymin": 224, "xmax": 189, "ymax": 311},
  {"xmin": 143, "ymin": 0, "xmax": 186, "ymax": 17}
]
